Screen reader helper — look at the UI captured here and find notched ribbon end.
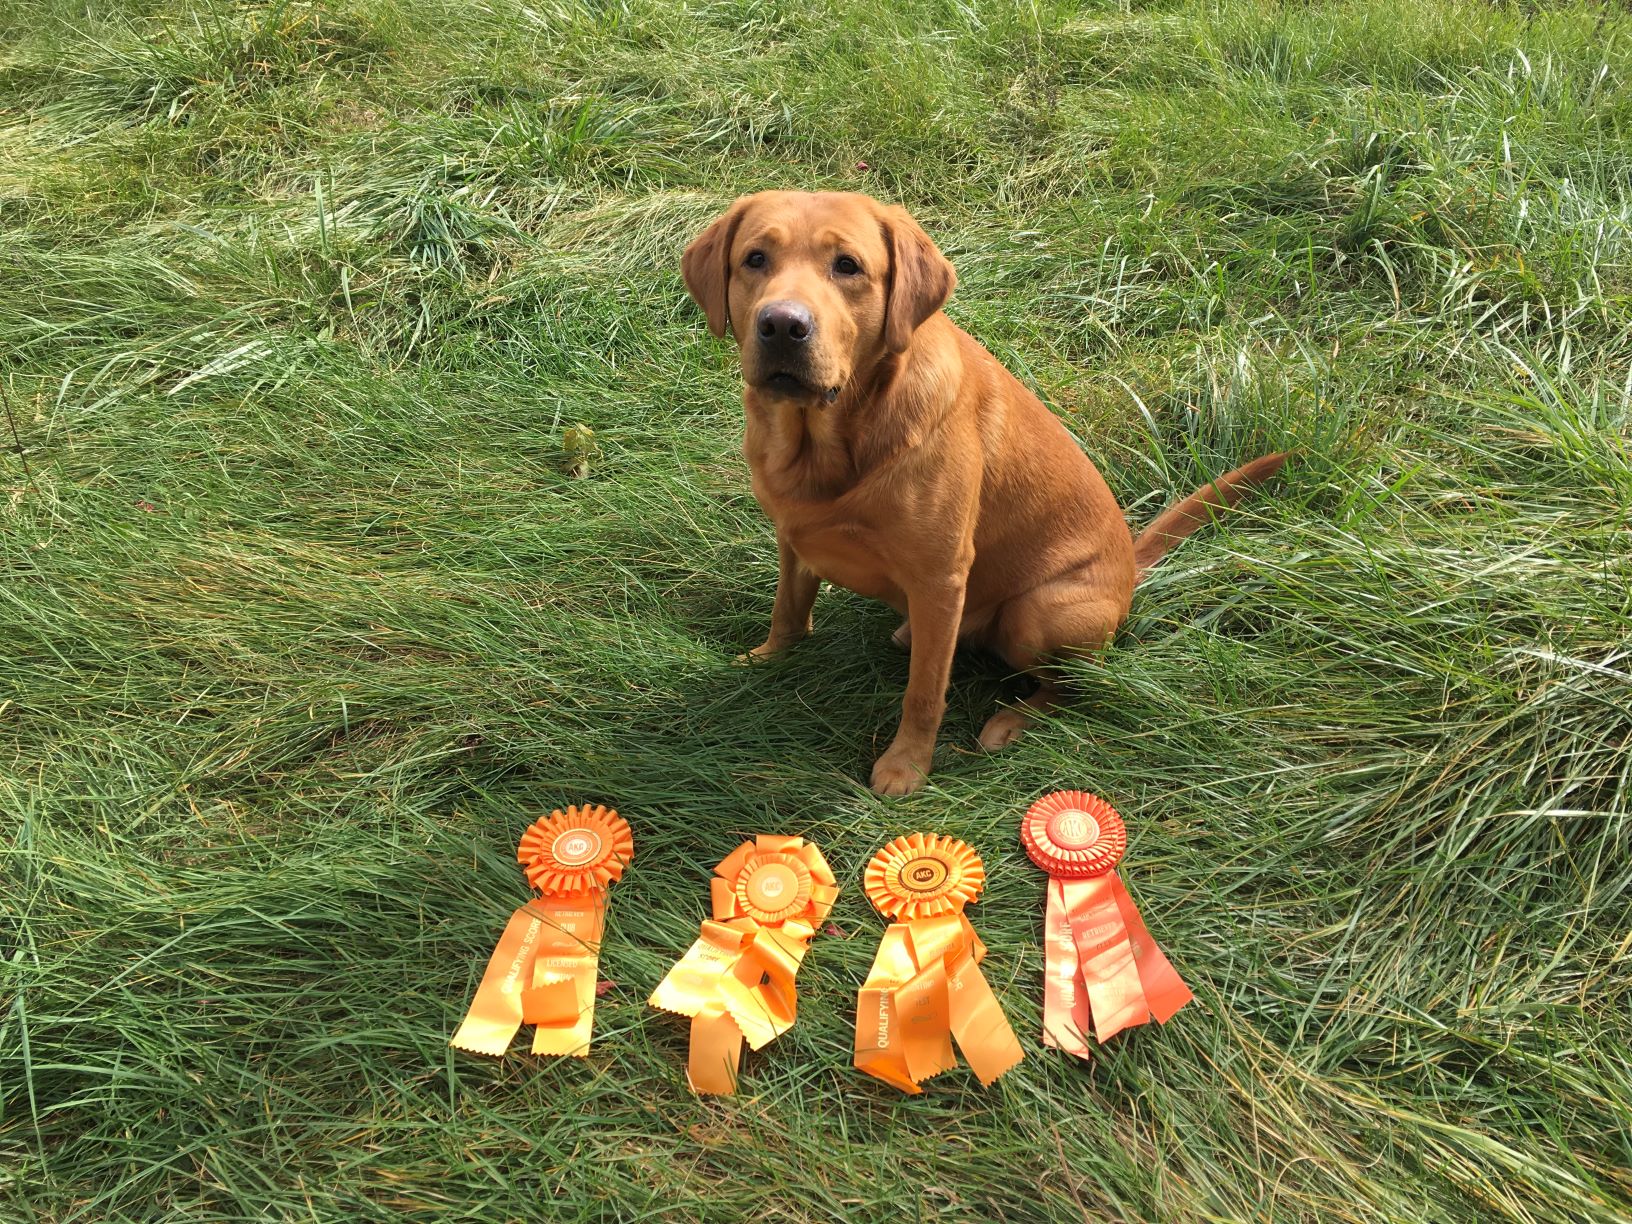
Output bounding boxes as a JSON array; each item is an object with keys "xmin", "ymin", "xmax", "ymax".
[
  {"xmin": 448, "ymin": 1021, "xmax": 516, "ymax": 1058},
  {"xmin": 971, "ymin": 1043, "xmax": 1024, "ymax": 1087}
]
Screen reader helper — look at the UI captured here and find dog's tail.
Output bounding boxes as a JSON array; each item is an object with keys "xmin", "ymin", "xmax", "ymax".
[{"xmin": 1132, "ymin": 451, "xmax": 1290, "ymax": 578}]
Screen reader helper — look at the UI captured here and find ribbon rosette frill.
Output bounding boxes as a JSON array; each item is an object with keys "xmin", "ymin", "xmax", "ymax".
[
  {"xmin": 1022, "ymin": 791, "xmax": 1192, "ymax": 1056},
  {"xmin": 450, "ymin": 804, "xmax": 633, "ymax": 1058},
  {"xmin": 649, "ymin": 835, "xmax": 839, "ymax": 1094},
  {"xmin": 853, "ymin": 833, "xmax": 1024, "ymax": 1093}
]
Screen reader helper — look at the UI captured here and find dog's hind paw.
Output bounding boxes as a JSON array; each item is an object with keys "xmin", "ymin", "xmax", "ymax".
[{"xmin": 978, "ymin": 708, "xmax": 1028, "ymax": 751}]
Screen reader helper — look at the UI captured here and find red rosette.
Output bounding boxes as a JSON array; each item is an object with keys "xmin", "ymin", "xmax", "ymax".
[{"xmin": 1021, "ymin": 791, "xmax": 1126, "ymax": 879}]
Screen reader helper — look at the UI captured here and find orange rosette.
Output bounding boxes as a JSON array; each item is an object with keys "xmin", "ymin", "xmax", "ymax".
[
  {"xmin": 1022, "ymin": 791, "xmax": 1191, "ymax": 1057},
  {"xmin": 518, "ymin": 805, "xmax": 634, "ymax": 896},
  {"xmin": 864, "ymin": 832, "xmax": 985, "ymax": 921},
  {"xmin": 451, "ymin": 804, "xmax": 632, "ymax": 1059},
  {"xmin": 853, "ymin": 833, "xmax": 1024, "ymax": 1094},
  {"xmin": 650, "ymin": 834, "xmax": 839, "ymax": 1095}
]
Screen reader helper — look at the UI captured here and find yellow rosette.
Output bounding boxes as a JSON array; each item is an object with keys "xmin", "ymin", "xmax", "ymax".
[
  {"xmin": 650, "ymin": 835, "xmax": 839, "ymax": 1094},
  {"xmin": 854, "ymin": 833, "xmax": 1024, "ymax": 1093},
  {"xmin": 450, "ymin": 804, "xmax": 633, "ymax": 1058}
]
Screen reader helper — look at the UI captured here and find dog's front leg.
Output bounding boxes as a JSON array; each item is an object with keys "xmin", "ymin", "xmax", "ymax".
[
  {"xmin": 870, "ymin": 575, "xmax": 966, "ymax": 796},
  {"xmin": 741, "ymin": 534, "xmax": 819, "ymax": 662}
]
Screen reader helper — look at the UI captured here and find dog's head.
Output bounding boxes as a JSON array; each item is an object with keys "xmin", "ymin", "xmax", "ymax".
[{"xmin": 681, "ymin": 191, "xmax": 956, "ymax": 404}]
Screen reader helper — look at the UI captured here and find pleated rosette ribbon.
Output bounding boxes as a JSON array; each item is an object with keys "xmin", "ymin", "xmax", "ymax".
[
  {"xmin": 649, "ymin": 835, "xmax": 839, "ymax": 1094},
  {"xmin": 853, "ymin": 833, "xmax": 1024, "ymax": 1093},
  {"xmin": 450, "ymin": 804, "xmax": 633, "ymax": 1057},
  {"xmin": 1021, "ymin": 791, "xmax": 1192, "ymax": 1056}
]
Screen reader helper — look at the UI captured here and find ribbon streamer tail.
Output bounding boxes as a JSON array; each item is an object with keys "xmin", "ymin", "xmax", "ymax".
[
  {"xmin": 1109, "ymin": 873, "xmax": 1193, "ymax": 1023},
  {"xmin": 896, "ymin": 962, "xmax": 957, "ymax": 1085},
  {"xmin": 688, "ymin": 1005, "xmax": 744, "ymax": 1094},
  {"xmin": 523, "ymin": 899, "xmax": 605, "ymax": 1056},
  {"xmin": 946, "ymin": 949, "xmax": 1025, "ymax": 1086},
  {"xmin": 854, "ymin": 986, "xmax": 921, "ymax": 1094},
  {"xmin": 1061, "ymin": 877, "xmax": 1150, "ymax": 1044},
  {"xmin": 854, "ymin": 927, "xmax": 931, "ymax": 1092},
  {"xmin": 651, "ymin": 922, "xmax": 759, "ymax": 1093},
  {"xmin": 718, "ymin": 925, "xmax": 808, "ymax": 1051},
  {"xmin": 649, "ymin": 922, "xmax": 744, "ymax": 1017},
  {"xmin": 1042, "ymin": 879, "xmax": 1093, "ymax": 1057},
  {"xmin": 450, "ymin": 908, "xmax": 543, "ymax": 1056}
]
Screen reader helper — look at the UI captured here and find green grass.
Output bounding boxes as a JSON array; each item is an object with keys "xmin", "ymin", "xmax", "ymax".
[{"xmin": 3, "ymin": 0, "xmax": 1630, "ymax": 1219}]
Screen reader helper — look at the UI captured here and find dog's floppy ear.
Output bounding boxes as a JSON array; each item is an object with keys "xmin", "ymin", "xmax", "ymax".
[
  {"xmin": 881, "ymin": 205, "xmax": 956, "ymax": 355},
  {"xmin": 681, "ymin": 197, "xmax": 752, "ymax": 339}
]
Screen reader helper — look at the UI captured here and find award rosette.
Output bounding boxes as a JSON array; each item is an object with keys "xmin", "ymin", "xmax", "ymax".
[
  {"xmin": 1022, "ymin": 791, "xmax": 1192, "ymax": 1056},
  {"xmin": 853, "ymin": 833, "xmax": 1024, "ymax": 1093},
  {"xmin": 649, "ymin": 835, "xmax": 839, "ymax": 1094},
  {"xmin": 450, "ymin": 804, "xmax": 633, "ymax": 1058}
]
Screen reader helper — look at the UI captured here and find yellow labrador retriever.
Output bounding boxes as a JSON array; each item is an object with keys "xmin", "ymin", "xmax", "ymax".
[{"xmin": 683, "ymin": 191, "xmax": 1285, "ymax": 795}]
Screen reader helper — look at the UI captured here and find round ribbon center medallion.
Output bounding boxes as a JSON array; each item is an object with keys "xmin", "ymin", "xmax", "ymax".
[
  {"xmin": 1047, "ymin": 808, "xmax": 1100, "ymax": 851},
  {"xmin": 863, "ymin": 833, "xmax": 985, "ymax": 920},
  {"xmin": 901, "ymin": 857, "xmax": 950, "ymax": 893},
  {"xmin": 553, "ymin": 828, "xmax": 604, "ymax": 867},
  {"xmin": 745, "ymin": 862, "xmax": 799, "ymax": 911}
]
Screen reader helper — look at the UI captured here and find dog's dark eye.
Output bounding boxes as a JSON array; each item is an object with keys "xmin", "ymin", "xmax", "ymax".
[
  {"xmin": 834, "ymin": 255, "xmax": 861, "ymax": 276},
  {"xmin": 744, "ymin": 251, "xmax": 766, "ymax": 269}
]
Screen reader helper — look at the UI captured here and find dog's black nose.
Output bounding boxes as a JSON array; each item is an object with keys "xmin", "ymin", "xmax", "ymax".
[{"xmin": 756, "ymin": 300, "xmax": 814, "ymax": 347}]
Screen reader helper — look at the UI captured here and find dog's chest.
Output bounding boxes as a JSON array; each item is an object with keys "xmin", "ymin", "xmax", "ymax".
[
  {"xmin": 786, "ymin": 517, "xmax": 899, "ymax": 603},
  {"xmin": 754, "ymin": 482, "xmax": 899, "ymax": 601},
  {"xmin": 746, "ymin": 413, "xmax": 905, "ymax": 603}
]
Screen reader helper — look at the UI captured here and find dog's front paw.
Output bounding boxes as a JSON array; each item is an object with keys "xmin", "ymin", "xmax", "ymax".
[{"xmin": 870, "ymin": 745, "xmax": 932, "ymax": 797}]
